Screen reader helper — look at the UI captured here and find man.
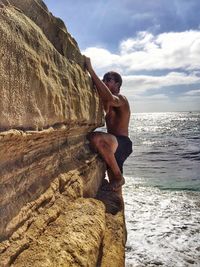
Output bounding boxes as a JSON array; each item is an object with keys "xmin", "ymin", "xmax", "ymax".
[{"xmin": 84, "ymin": 56, "xmax": 132, "ymax": 191}]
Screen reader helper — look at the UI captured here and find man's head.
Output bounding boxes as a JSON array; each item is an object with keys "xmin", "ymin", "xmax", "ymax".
[{"xmin": 102, "ymin": 71, "xmax": 122, "ymax": 94}]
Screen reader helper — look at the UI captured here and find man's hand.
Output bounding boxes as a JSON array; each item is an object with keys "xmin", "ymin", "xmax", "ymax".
[
  {"xmin": 83, "ymin": 55, "xmax": 118, "ymax": 106},
  {"xmin": 83, "ymin": 55, "xmax": 93, "ymax": 73}
]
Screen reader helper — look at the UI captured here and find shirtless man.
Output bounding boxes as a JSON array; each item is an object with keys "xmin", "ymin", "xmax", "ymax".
[{"xmin": 84, "ymin": 56, "xmax": 133, "ymax": 191}]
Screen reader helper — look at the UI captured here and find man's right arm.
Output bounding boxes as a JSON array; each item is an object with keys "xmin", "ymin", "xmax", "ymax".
[
  {"xmin": 85, "ymin": 56, "xmax": 126, "ymax": 110},
  {"xmin": 84, "ymin": 56, "xmax": 114, "ymax": 103}
]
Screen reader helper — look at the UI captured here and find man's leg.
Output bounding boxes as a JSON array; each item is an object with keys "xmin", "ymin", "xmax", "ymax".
[{"xmin": 88, "ymin": 132, "xmax": 125, "ymax": 191}]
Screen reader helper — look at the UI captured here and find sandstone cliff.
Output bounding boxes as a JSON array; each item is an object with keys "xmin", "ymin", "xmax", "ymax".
[{"xmin": 0, "ymin": 1, "xmax": 126, "ymax": 266}]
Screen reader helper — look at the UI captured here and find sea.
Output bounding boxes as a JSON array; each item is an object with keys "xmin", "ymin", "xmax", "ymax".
[{"xmin": 123, "ymin": 112, "xmax": 200, "ymax": 267}]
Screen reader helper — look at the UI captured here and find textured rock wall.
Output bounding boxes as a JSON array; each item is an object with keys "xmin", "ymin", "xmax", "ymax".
[
  {"xmin": 0, "ymin": 0, "xmax": 102, "ymax": 130},
  {"xmin": 0, "ymin": 1, "xmax": 126, "ymax": 266}
]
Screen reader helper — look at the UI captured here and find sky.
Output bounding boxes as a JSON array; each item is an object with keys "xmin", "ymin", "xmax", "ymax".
[{"xmin": 43, "ymin": 0, "xmax": 200, "ymax": 112}]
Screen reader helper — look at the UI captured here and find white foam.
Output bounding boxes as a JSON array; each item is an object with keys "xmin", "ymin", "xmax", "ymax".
[{"xmin": 123, "ymin": 176, "xmax": 200, "ymax": 267}]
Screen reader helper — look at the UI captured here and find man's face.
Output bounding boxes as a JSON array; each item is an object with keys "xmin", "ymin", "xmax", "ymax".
[{"xmin": 103, "ymin": 76, "xmax": 119, "ymax": 94}]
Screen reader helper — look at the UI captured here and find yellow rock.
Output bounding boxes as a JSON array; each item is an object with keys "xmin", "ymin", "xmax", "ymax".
[
  {"xmin": 0, "ymin": 0, "xmax": 103, "ymax": 130},
  {"xmin": 0, "ymin": 1, "xmax": 127, "ymax": 266}
]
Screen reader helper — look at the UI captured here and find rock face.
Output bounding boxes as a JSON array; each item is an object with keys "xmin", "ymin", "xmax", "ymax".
[
  {"xmin": 0, "ymin": 0, "xmax": 101, "ymax": 130},
  {"xmin": 0, "ymin": 1, "xmax": 126, "ymax": 266}
]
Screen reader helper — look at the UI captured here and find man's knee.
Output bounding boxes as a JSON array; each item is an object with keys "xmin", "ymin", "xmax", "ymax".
[
  {"xmin": 87, "ymin": 132, "xmax": 102, "ymax": 150},
  {"xmin": 88, "ymin": 132, "xmax": 118, "ymax": 153}
]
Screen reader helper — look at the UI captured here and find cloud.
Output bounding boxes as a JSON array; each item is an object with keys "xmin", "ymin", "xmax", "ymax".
[
  {"xmin": 82, "ymin": 47, "xmax": 119, "ymax": 69},
  {"xmin": 82, "ymin": 30, "xmax": 200, "ymax": 73},
  {"xmin": 134, "ymin": 93, "xmax": 169, "ymax": 100},
  {"xmin": 122, "ymin": 72, "xmax": 200, "ymax": 94},
  {"xmin": 184, "ymin": 89, "xmax": 200, "ymax": 96},
  {"xmin": 130, "ymin": 92, "xmax": 200, "ymax": 112},
  {"xmin": 82, "ymin": 30, "xmax": 200, "ymax": 112}
]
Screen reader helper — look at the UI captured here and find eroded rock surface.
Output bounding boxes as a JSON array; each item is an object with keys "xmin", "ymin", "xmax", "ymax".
[
  {"xmin": 0, "ymin": 1, "xmax": 127, "ymax": 266},
  {"xmin": 0, "ymin": 0, "xmax": 102, "ymax": 130}
]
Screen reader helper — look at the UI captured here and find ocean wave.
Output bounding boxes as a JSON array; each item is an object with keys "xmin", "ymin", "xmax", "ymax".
[{"xmin": 123, "ymin": 179, "xmax": 200, "ymax": 267}]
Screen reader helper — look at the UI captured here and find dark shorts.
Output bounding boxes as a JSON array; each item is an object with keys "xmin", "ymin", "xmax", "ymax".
[{"xmin": 114, "ymin": 135, "xmax": 133, "ymax": 173}]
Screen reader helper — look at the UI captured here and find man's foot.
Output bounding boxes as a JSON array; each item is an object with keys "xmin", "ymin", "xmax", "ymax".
[
  {"xmin": 110, "ymin": 176, "xmax": 125, "ymax": 191},
  {"xmin": 101, "ymin": 175, "xmax": 125, "ymax": 192},
  {"xmin": 101, "ymin": 183, "xmax": 114, "ymax": 191}
]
